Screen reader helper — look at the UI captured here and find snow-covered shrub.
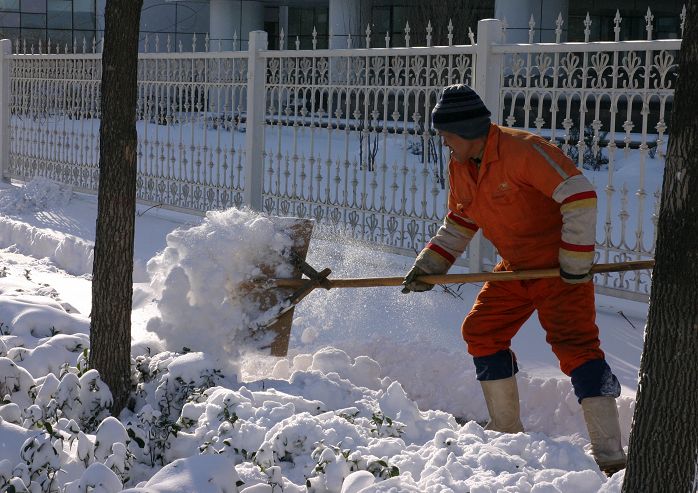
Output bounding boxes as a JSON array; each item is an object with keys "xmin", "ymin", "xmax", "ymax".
[
  {"xmin": 125, "ymin": 405, "xmax": 178, "ymax": 467},
  {"xmin": 197, "ymin": 390, "xmax": 266, "ymax": 464},
  {"xmin": 154, "ymin": 353, "xmax": 223, "ymax": 418},
  {"xmin": 94, "ymin": 417, "xmax": 133, "ymax": 482},
  {"xmin": 17, "ymin": 431, "xmax": 62, "ymax": 492},
  {"xmin": 306, "ymin": 442, "xmax": 400, "ymax": 493},
  {"xmin": 0, "ymin": 357, "xmax": 36, "ymax": 410},
  {"xmin": 75, "ymin": 370, "xmax": 112, "ymax": 433},
  {"xmin": 127, "ymin": 351, "xmax": 227, "ymax": 467},
  {"xmin": 63, "ymin": 463, "xmax": 122, "ymax": 493}
]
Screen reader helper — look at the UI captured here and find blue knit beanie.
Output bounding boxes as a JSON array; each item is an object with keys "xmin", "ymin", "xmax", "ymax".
[{"xmin": 431, "ymin": 84, "xmax": 491, "ymax": 139}]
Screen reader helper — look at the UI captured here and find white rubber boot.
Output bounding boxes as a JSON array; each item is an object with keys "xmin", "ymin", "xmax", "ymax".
[
  {"xmin": 480, "ymin": 376, "xmax": 524, "ymax": 433},
  {"xmin": 581, "ymin": 396, "xmax": 627, "ymax": 475}
]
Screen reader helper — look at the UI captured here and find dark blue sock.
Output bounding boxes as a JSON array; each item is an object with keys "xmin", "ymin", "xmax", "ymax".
[
  {"xmin": 473, "ymin": 349, "xmax": 519, "ymax": 381},
  {"xmin": 570, "ymin": 359, "xmax": 621, "ymax": 402}
]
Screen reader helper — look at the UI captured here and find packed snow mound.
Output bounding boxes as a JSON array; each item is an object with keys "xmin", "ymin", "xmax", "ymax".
[
  {"xmin": 145, "ymin": 208, "xmax": 305, "ymax": 370},
  {"xmin": 0, "ymin": 177, "xmax": 72, "ymax": 214}
]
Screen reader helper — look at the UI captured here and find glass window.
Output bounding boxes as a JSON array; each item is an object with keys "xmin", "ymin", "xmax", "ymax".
[
  {"xmin": 74, "ymin": 10, "xmax": 94, "ymax": 29},
  {"xmin": 0, "ymin": 0, "xmax": 20, "ymax": 10},
  {"xmin": 656, "ymin": 16, "xmax": 679, "ymax": 38},
  {"xmin": 73, "ymin": 30, "xmax": 95, "ymax": 53},
  {"xmin": 176, "ymin": 1, "xmax": 208, "ymax": 34},
  {"xmin": 21, "ymin": 0, "xmax": 45, "ymax": 14},
  {"xmin": 0, "ymin": 27, "xmax": 20, "ymax": 44},
  {"xmin": 392, "ymin": 5, "xmax": 406, "ymax": 33},
  {"xmin": 48, "ymin": 28, "xmax": 71, "ymax": 49},
  {"xmin": 176, "ymin": 32, "xmax": 195, "ymax": 51},
  {"xmin": 47, "ymin": 0, "xmax": 71, "ymax": 29},
  {"xmin": 299, "ymin": 8, "xmax": 313, "ymax": 35},
  {"xmin": 316, "ymin": 9, "xmax": 327, "ymax": 35},
  {"xmin": 287, "ymin": 7, "xmax": 299, "ymax": 35},
  {"xmin": 73, "ymin": 28, "xmax": 97, "ymax": 51},
  {"xmin": 21, "ymin": 27, "xmax": 44, "ymax": 46},
  {"xmin": 0, "ymin": 11, "xmax": 19, "ymax": 26},
  {"xmin": 372, "ymin": 7, "xmax": 390, "ymax": 35},
  {"xmin": 21, "ymin": 12, "xmax": 45, "ymax": 28},
  {"xmin": 141, "ymin": 1, "xmax": 175, "ymax": 33},
  {"xmin": 73, "ymin": 0, "xmax": 94, "ymax": 11}
]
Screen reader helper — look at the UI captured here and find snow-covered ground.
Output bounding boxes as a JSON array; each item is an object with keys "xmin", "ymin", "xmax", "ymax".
[{"xmin": 0, "ymin": 177, "xmax": 650, "ymax": 492}]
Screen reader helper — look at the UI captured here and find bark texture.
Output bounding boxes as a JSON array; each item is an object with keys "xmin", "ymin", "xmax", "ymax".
[
  {"xmin": 90, "ymin": 0, "xmax": 143, "ymax": 416},
  {"xmin": 622, "ymin": 1, "xmax": 698, "ymax": 491}
]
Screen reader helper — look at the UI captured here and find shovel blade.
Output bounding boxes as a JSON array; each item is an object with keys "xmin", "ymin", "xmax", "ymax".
[{"xmin": 250, "ymin": 217, "xmax": 314, "ymax": 357}]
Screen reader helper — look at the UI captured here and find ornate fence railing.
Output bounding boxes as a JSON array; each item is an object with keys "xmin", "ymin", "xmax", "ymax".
[{"xmin": 0, "ymin": 9, "xmax": 683, "ymax": 302}]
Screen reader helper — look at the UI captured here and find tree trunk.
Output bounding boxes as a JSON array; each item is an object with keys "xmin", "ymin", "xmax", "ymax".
[
  {"xmin": 90, "ymin": 0, "xmax": 143, "ymax": 416},
  {"xmin": 622, "ymin": 1, "xmax": 698, "ymax": 491}
]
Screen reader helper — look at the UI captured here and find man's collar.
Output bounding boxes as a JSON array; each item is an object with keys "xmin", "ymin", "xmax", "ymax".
[{"xmin": 480, "ymin": 124, "xmax": 500, "ymax": 165}]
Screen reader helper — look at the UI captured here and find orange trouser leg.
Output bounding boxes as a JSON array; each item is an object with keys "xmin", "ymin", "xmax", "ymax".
[
  {"xmin": 462, "ymin": 280, "xmax": 535, "ymax": 358},
  {"xmin": 530, "ymin": 277, "xmax": 604, "ymax": 376}
]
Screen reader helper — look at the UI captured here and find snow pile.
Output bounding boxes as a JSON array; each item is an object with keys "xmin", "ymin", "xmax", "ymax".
[
  {"xmin": 0, "ymin": 177, "xmax": 72, "ymax": 214},
  {"xmin": 0, "ymin": 216, "xmax": 94, "ymax": 276},
  {"xmin": 0, "ymin": 203, "xmax": 642, "ymax": 492},
  {"xmin": 145, "ymin": 208, "xmax": 304, "ymax": 370},
  {"xmin": 0, "ymin": 265, "xmax": 629, "ymax": 492}
]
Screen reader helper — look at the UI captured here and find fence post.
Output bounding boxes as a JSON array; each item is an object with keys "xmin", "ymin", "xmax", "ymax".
[
  {"xmin": 469, "ymin": 18, "xmax": 504, "ymax": 272},
  {"xmin": 0, "ymin": 39, "xmax": 11, "ymax": 183},
  {"xmin": 243, "ymin": 30, "xmax": 268, "ymax": 211}
]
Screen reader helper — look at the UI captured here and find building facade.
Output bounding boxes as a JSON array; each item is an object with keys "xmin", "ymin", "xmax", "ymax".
[{"xmin": 0, "ymin": 0, "xmax": 685, "ymax": 52}]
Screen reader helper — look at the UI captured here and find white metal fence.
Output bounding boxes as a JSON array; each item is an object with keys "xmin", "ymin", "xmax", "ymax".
[{"xmin": 0, "ymin": 9, "xmax": 682, "ymax": 302}]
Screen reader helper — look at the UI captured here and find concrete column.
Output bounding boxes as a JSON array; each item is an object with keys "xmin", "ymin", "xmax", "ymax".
[
  {"xmin": 244, "ymin": 31, "xmax": 268, "ymax": 211},
  {"xmin": 0, "ymin": 39, "xmax": 11, "ymax": 183},
  {"xmin": 329, "ymin": 0, "xmax": 362, "ymax": 49},
  {"xmin": 210, "ymin": 0, "xmax": 265, "ymax": 51},
  {"xmin": 495, "ymin": 0, "xmax": 568, "ymax": 43}
]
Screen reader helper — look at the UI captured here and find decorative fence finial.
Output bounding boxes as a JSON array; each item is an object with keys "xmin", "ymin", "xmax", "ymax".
[
  {"xmin": 426, "ymin": 20, "xmax": 432, "ymax": 47},
  {"xmin": 365, "ymin": 24, "xmax": 372, "ymax": 48},
  {"xmin": 584, "ymin": 12, "xmax": 592, "ymax": 42},
  {"xmin": 529, "ymin": 14, "xmax": 536, "ymax": 43},
  {"xmin": 680, "ymin": 4, "xmax": 687, "ymax": 38},
  {"xmin": 280, "ymin": 27, "xmax": 285, "ymax": 50},
  {"xmin": 448, "ymin": 19, "xmax": 454, "ymax": 46},
  {"xmin": 404, "ymin": 21, "xmax": 411, "ymax": 47},
  {"xmin": 312, "ymin": 26, "xmax": 317, "ymax": 50},
  {"xmin": 614, "ymin": 10, "xmax": 622, "ymax": 41},
  {"xmin": 645, "ymin": 7, "xmax": 654, "ymax": 40},
  {"xmin": 555, "ymin": 13, "xmax": 564, "ymax": 43}
]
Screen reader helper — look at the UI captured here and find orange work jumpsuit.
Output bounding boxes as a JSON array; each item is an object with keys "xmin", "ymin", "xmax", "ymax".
[{"xmin": 448, "ymin": 125, "xmax": 604, "ymax": 376}]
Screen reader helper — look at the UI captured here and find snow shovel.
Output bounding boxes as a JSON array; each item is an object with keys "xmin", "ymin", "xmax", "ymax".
[
  {"xmin": 246, "ymin": 217, "xmax": 316, "ymax": 357},
  {"xmin": 258, "ymin": 258, "xmax": 654, "ymax": 356}
]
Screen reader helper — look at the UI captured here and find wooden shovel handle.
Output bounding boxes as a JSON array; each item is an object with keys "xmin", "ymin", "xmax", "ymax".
[{"xmin": 269, "ymin": 260, "xmax": 654, "ymax": 289}]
